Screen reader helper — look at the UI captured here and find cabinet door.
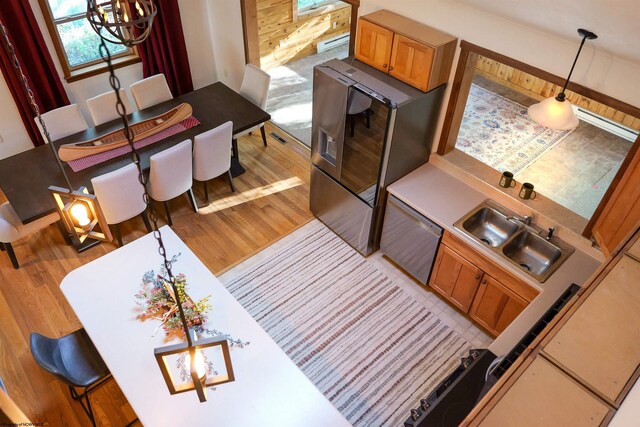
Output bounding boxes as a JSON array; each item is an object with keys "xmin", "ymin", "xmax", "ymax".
[
  {"xmin": 469, "ymin": 275, "xmax": 527, "ymax": 336},
  {"xmin": 478, "ymin": 357, "xmax": 611, "ymax": 427},
  {"xmin": 430, "ymin": 245, "xmax": 483, "ymax": 312},
  {"xmin": 542, "ymin": 255, "xmax": 640, "ymax": 405},
  {"xmin": 355, "ymin": 19, "xmax": 394, "ymax": 72},
  {"xmin": 389, "ymin": 34, "xmax": 435, "ymax": 92}
]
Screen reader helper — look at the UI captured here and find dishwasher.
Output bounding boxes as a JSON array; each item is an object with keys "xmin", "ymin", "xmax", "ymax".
[{"xmin": 380, "ymin": 195, "xmax": 443, "ymax": 284}]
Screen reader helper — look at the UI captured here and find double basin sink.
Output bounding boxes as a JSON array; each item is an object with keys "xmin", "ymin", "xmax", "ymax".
[{"xmin": 454, "ymin": 200, "xmax": 574, "ymax": 282}]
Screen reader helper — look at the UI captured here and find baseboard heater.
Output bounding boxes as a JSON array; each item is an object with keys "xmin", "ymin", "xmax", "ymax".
[
  {"xmin": 316, "ymin": 33, "xmax": 349, "ymax": 53},
  {"xmin": 574, "ymin": 106, "xmax": 638, "ymax": 142}
]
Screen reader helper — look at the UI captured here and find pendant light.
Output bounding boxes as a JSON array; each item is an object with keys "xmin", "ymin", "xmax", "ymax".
[
  {"xmin": 86, "ymin": 1, "xmax": 234, "ymax": 402},
  {"xmin": 528, "ymin": 28, "xmax": 598, "ymax": 130}
]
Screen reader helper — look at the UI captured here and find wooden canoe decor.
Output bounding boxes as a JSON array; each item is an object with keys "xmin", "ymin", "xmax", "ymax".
[{"xmin": 58, "ymin": 103, "xmax": 193, "ymax": 162}]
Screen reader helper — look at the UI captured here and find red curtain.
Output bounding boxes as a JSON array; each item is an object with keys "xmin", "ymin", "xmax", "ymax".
[
  {"xmin": 0, "ymin": 1, "xmax": 69, "ymax": 147},
  {"xmin": 136, "ymin": 0, "xmax": 193, "ymax": 96}
]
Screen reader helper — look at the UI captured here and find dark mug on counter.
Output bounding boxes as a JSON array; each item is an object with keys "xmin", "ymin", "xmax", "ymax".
[
  {"xmin": 519, "ymin": 182, "xmax": 537, "ymax": 200},
  {"xmin": 499, "ymin": 171, "xmax": 516, "ymax": 188}
]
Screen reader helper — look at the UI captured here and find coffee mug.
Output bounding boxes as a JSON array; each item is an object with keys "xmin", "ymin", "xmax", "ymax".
[
  {"xmin": 499, "ymin": 171, "xmax": 517, "ymax": 188},
  {"xmin": 519, "ymin": 182, "xmax": 537, "ymax": 200}
]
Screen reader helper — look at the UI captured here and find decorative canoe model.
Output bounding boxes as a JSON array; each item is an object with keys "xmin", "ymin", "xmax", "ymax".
[{"xmin": 58, "ymin": 103, "xmax": 193, "ymax": 162}]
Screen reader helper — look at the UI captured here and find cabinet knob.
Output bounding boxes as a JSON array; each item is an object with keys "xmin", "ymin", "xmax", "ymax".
[
  {"xmin": 389, "ymin": 66, "xmax": 394, "ymax": 71},
  {"xmin": 383, "ymin": 63, "xmax": 388, "ymax": 68},
  {"xmin": 482, "ymin": 279, "xmax": 487, "ymax": 284},
  {"xmin": 475, "ymin": 274, "xmax": 481, "ymax": 280}
]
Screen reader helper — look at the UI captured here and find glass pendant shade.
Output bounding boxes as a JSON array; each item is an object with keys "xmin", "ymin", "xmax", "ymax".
[
  {"xmin": 527, "ymin": 28, "xmax": 597, "ymax": 131},
  {"xmin": 527, "ymin": 96, "xmax": 579, "ymax": 130}
]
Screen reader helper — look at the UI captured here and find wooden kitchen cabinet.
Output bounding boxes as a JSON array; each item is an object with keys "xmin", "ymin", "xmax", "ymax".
[
  {"xmin": 389, "ymin": 34, "xmax": 436, "ymax": 92},
  {"xmin": 355, "ymin": 10, "xmax": 457, "ymax": 92},
  {"xmin": 354, "ymin": 19, "xmax": 394, "ymax": 71},
  {"xmin": 469, "ymin": 275, "xmax": 528, "ymax": 337},
  {"xmin": 430, "ymin": 244, "xmax": 483, "ymax": 312}
]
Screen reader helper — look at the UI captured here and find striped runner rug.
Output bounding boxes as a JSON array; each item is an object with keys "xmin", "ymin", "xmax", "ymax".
[{"xmin": 220, "ymin": 220, "xmax": 471, "ymax": 426}]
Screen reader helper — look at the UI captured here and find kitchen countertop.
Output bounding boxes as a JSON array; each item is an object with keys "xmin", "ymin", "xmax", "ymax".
[{"xmin": 386, "ymin": 163, "xmax": 601, "ymax": 356}]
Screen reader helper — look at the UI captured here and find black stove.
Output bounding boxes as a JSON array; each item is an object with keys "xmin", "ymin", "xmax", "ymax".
[{"xmin": 404, "ymin": 349, "xmax": 496, "ymax": 427}]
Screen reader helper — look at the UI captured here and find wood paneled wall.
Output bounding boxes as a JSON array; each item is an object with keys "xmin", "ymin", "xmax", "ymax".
[
  {"xmin": 475, "ymin": 55, "xmax": 640, "ymax": 131},
  {"xmin": 257, "ymin": 0, "xmax": 351, "ymax": 70}
]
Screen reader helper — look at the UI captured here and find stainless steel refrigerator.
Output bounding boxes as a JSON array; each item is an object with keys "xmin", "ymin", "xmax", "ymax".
[{"xmin": 310, "ymin": 58, "xmax": 445, "ymax": 255}]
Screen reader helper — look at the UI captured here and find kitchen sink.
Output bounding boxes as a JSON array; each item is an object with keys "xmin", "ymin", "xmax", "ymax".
[
  {"xmin": 461, "ymin": 207, "xmax": 519, "ymax": 247},
  {"xmin": 502, "ymin": 231, "xmax": 562, "ymax": 277},
  {"xmin": 454, "ymin": 200, "xmax": 575, "ymax": 282}
]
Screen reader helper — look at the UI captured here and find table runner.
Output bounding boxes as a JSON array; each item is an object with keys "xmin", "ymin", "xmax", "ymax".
[{"xmin": 67, "ymin": 116, "xmax": 200, "ymax": 172}]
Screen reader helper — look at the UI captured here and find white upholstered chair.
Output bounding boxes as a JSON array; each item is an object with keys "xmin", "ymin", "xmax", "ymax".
[
  {"xmin": 193, "ymin": 121, "xmax": 235, "ymax": 204},
  {"xmin": 129, "ymin": 74, "xmax": 173, "ymax": 110},
  {"xmin": 234, "ymin": 64, "xmax": 271, "ymax": 146},
  {"xmin": 0, "ymin": 203, "xmax": 59, "ymax": 269},
  {"xmin": 148, "ymin": 139, "xmax": 197, "ymax": 225},
  {"xmin": 86, "ymin": 89, "xmax": 133, "ymax": 126},
  {"xmin": 91, "ymin": 163, "xmax": 151, "ymax": 246},
  {"xmin": 347, "ymin": 90, "xmax": 373, "ymax": 137},
  {"xmin": 35, "ymin": 104, "xmax": 88, "ymax": 142}
]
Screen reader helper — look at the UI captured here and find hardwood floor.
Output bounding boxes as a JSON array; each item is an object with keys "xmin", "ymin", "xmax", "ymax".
[{"xmin": 0, "ymin": 123, "xmax": 313, "ymax": 426}]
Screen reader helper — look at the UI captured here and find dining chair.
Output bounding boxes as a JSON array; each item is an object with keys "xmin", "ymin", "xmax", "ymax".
[
  {"xmin": 347, "ymin": 89, "xmax": 373, "ymax": 137},
  {"xmin": 148, "ymin": 139, "xmax": 198, "ymax": 226},
  {"xmin": 35, "ymin": 104, "xmax": 88, "ymax": 142},
  {"xmin": 234, "ymin": 64, "xmax": 271, "ymax": 146},
  {"xmin": 86, "ymin": 89, "xmax": 133, "ymax": 126},
  {"xmin": 30, "ymin": 329, "xmax": 111, "ymax": 427},
  {"xmin": 91, "ymin": 163, "xmax": 152, "ymax": 246},
  {"xmin": 0, "ymin": 202, "xmax": 59, "ymax": 269},
  {"xmin": 129, "ymin": 74, "xmax": 173, "ymax": 110},
  {"xmin": 193, "ymin": 121, "xmax": 236, "ymax": 205}
]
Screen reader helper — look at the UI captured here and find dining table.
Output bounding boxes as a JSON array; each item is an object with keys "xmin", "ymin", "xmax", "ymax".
[
  {"xmin": 60, "ymin": 226, "xmax": 352, "ymax": 427},
  {"xmin": 0, "ymin": 82, "xmax": 270, "ymax": 224}
]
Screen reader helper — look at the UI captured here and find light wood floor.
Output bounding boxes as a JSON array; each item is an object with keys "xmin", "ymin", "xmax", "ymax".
[{"xmin": 0, "ymin": 123, "xmax": 312, "ymax": 426}]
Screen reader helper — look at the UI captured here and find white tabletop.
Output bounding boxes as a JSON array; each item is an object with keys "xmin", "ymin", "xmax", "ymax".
[{"xmin": 61, "ymin": 227, "xmax": 351, "ymax": 427}]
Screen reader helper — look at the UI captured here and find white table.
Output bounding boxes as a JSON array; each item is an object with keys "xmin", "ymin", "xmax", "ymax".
[{"xmin": 61, "ymin": 226, "xmax": 351, "ymax": 427}]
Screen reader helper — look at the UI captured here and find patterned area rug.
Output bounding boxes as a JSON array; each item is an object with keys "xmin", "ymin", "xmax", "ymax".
[
  {"xmin": 456, "ymin": 84, "xmax": 574, "ymax": 174},
  {"xmin": 220, "ymin": 221, "xmax": 470, "ymax": 426}
]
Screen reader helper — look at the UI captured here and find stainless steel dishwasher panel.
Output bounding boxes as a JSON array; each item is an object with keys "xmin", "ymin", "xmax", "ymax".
[{"xmin": 380, "ymin": 195, "xmax": 443, "ymax": 284}]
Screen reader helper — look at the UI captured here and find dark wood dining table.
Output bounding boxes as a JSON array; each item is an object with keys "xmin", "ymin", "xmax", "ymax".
[{"xmin": 0, "ymin": 82, "xmax": 270, "ymax": 224}]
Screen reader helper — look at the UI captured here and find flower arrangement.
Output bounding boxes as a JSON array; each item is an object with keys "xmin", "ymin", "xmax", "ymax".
[{"xmin": 135, "ymin": 254, "xmax": 212, "ymax": 337}]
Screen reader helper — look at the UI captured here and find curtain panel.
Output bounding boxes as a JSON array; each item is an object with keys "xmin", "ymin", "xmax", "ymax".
[
  {"xmin": 135, "ymin": 0, "xmax": 194, "ymax": 97},
  {"xmin": 0, "ymin": 1, "xmax": 69, "ymax": 147}
]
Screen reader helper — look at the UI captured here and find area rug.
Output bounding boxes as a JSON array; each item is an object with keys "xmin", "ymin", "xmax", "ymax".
[
  {"xmin": 219, "ymin": 220, "xmax": 470, "ymax": 426},
  {"xmin": 456, "ymin": 83, "xmax": 574, "ymax": 174}
]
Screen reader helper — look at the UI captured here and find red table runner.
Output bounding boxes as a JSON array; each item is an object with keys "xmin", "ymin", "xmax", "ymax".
[{"xmin": 67, "ymin": 116, "xmax": 200, "ymax": 172}]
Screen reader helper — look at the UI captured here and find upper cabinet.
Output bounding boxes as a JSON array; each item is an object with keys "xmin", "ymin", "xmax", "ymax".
[{"xmin": 355, "ymin": 10, "xmax": 457, "ymax": 92}]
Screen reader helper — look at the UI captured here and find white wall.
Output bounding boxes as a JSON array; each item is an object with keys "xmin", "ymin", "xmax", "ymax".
[{"xmin": 0, "ymin": 0, "xmax": 226, "ymax": 159}]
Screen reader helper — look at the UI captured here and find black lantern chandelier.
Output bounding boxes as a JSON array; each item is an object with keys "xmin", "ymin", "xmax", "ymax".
[
  {"xmin": 86, "ymin": 1, "xmax": 234, "ymax": 402},
  {"xmin": 87, "ymin": 0, "xmax": 157, "ymax": 47},
  {"xmin": 0, "ymin": 23, "xmax": 112, "ymax": 251}
]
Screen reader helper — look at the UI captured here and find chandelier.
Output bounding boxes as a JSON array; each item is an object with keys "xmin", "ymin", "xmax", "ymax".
[{"xmin": 86, "ymin": 0, "xmax": 157, "ymax": 47}]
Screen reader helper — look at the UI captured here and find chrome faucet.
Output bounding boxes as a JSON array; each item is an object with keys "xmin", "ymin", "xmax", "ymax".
[{"xmin": 507, "ymin": 214, "xmax": 532, "ymax": 226}]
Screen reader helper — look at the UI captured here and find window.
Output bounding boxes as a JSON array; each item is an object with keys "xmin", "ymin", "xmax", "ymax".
[{"xmin": 38, "ymin": 0, "xmax": 140, "ymax": 82}]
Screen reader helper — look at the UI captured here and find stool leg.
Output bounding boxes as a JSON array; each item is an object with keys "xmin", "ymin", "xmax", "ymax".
[
  {"xmin": 203, "ymin": 181, "xmax": 209, "ymax": 204},
  {"xmin": 140, "ymin": 212, "xmax": 152, "ymax": 233},
  {"xmin": 5, "ymin": 242, "xmax": 19, "ymax": 269},
  {"xmin": 227, "ymin": 170, "xmax": 236, "ymax": 192},
  {"xmin": 187, "ymin": 189, "xmax": 198, "ymax": 213},
  {"xmin": 260, "ymin": 125, "xmax": 268, "ymax": 147},
  {"xmin": 114, "ymin": 224, "xmax": 123, "ymax": 247},
  {"xmin": 163, "ymin": 201, "xmax": 172, "ymax": 226}
]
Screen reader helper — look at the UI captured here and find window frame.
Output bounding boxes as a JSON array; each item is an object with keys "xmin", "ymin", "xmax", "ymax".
[{"xmin": 38, "ymin": 0, "xmax": 141, "ymax": 82}]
